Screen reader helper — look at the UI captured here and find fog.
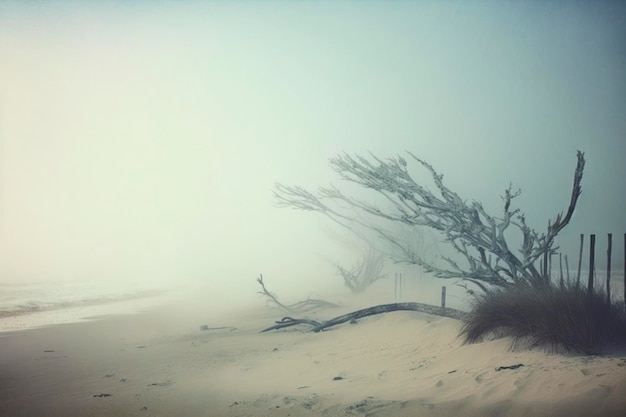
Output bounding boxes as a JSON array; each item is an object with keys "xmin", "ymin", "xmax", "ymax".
[{"xmin": 1, "ymin": 2, "xmax": 625, "ymax": 310}]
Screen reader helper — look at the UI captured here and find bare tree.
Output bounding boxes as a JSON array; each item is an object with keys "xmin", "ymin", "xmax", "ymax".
[
  {"xmin": 274, "ymin": 151, "xmax": 585, "ymax": 291},
  {"xmin": 320, "ymin": 224, "xmax": 390, "ymax": 293},
  {"xmin": 334, "ymin": 242, "xmax": 387, "ymax": 294}
]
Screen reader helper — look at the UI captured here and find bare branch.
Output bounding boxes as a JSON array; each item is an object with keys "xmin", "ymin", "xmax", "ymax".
[
  {"xmin": 256, "ymin": 274, "xmax": 293, "ymax": 314},
  {"xmin": 256, "ymin": 274, "xmax": 340, "ymax": 314}
]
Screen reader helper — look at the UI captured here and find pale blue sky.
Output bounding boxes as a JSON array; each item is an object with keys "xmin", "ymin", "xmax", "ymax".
[{"xmin": 0, "ymin": 1, "xmax": 624, "ymax": 290}]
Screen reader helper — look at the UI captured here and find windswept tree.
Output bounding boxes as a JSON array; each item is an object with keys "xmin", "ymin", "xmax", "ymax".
[
  {"xmin": 334, "ymin": 241, "xmax": 387, "ymax": 294},
  {"xmin": 274, "ymin": 151, "xmax": 585, "ymax": 292}
]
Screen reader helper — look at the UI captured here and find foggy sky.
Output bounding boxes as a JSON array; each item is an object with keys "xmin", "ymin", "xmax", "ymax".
[{"xmin": 1, "ymin": 1, "xmax": 625, "ymax": 294}]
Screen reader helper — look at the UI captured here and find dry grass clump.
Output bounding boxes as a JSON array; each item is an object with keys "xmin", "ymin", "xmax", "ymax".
[{"xmin": 460, "ymin": 282, "xmax": 626, "ymax": 355}]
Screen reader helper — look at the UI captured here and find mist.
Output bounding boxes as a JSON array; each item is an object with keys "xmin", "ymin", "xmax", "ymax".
[{"xmin": 1, "ymin": 1, "xmax": 625, "ymax": 311}]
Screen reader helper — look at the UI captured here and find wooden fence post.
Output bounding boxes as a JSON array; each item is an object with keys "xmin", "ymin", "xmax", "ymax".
[
  {"xmin": 441, "ymin": 286, "xmax": 446, "ymax": 309},
  {"xmin": 394, "ymin": 273, "xmax": 403, "ymax": 301},
  {"xmin": 606, "ymin": 233, "xmax": 612, "ymax": 304},
  {"xmin": 394, "ymin": 273, "xmax": 398, "ymax": 301},
  {"xmin": 587, "ymin": 234, "xmax": 596, "ymax": 295},
  {"xmin": 559, "ymin": 253, "xmax": 564, "ymax": 287},
  {"xmin": 549, "ymin": 252, "xmax": 554, "ymax": 283},
  {"xmin": 577, "ymin": 234, "xmax": 584, "ymax": 287},
  {"xmin": 564, "ymin": 254, "xmax": 570, "ymax": 284}
]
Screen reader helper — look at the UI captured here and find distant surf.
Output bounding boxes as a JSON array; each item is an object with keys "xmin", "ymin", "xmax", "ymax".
[{"xmin": 0, "ymin": 280, "xmax": 172, "ymax": 332}]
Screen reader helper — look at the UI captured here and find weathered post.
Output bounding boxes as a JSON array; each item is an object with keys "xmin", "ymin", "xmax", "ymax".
[
  {"xmin": 441, "ymin": 286, "xmax": 446, "ymax": 309},
  {"xmin": 606, "ymin": 233, "xmax": 612, "ymax": 304},
  {"xmin": 577, "ymin": 234, "xmax": 584, "ymax": 287},
  {"xmin": 587, "ymin": 234, "xmax": 596, "ymax": 295},
  {"xmin": 564, "ymin": 254, "xmax": 570, "ymax": 284},
  {"xmin": 559, "ymin": 253, "xmax": 564, "ymax": 287},
  {"xmin": 394, "ymin": 273, "xmax": 398, "ymax": 301},
  {"xmin": 549, "ymin": 252, "xmax": 554, "ymax": 283},
  {"xmin": 394, "ymin": 272, "xmax": 403, "ymax": 301}
]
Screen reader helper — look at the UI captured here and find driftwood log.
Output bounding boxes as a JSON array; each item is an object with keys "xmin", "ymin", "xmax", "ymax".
[{"xmin": 261, "ymin": 302, "xmax": 467, "ymax": 333}]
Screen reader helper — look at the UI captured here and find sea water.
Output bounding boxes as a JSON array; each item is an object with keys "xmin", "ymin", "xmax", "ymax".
[{"xmin": 0, "ymin": 279, "xmax": 172, "ymax": 332}]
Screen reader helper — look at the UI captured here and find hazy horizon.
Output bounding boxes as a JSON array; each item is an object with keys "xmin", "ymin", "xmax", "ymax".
[{"xmin": 1, "ymin": 1, "xmax": 624, "ymax": 301}]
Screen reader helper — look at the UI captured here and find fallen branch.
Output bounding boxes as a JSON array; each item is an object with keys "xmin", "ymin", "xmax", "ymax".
[
  {"xmin": 256, "ymin": 274, "xmax": 293, "ymax": 313},
  {"xmin": 261, "ymin": 302, "xmax": 467, "ymax": 333},
  {"xmin": 260, "ymin": 317, "xmax": 323, "ymax": 332},
  {"xmin": 256, "ymin": 274, "xmax": 340, "ymax": 314}
]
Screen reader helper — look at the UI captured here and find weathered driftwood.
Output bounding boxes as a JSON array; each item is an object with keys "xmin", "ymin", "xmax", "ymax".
[
  {"xmin": 256, "ymin": 274, "xmax": 293, "ymax": 313},
  {"xmin": 261, "ymin": 302, "xmax": 467, "ymax": 333},
  {"xmin": 256, "ymin": 274, "xmax": 340, "ymax": 315},
  {"xmin": 260, "ymin": 317, "xmax": 323, "ymax": 332}
]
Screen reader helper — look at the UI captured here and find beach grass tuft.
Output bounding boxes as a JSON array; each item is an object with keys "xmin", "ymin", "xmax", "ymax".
[{"xmin": 460, "ymin": 282, "xmax": 626, "ymax": 355}]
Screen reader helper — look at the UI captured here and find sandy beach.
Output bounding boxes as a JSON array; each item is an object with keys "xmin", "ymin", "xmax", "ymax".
[
  {"xmin": 2, "ymin": 1, "xmax": 626, "ymax": 416},
  {"xmin": 1, "ymin": 297, "xmax": 625, "ymax": 417}
]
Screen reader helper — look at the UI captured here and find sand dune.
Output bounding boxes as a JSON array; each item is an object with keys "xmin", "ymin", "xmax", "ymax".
[{"xmin": 1, "ymin": 301, "xmax": 625, "ymax": 417}]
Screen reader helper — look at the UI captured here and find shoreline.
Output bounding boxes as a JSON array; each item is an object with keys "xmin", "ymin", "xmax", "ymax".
[
  {"xmin": 0, "ymin": 292, "xmax": 172, "ymax": 333},
  {"xmin": 0, "ymin": 290, "xmax": 166, "ymax": 318}
]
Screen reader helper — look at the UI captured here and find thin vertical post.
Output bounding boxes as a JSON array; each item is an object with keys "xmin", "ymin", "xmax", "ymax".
[
  {"xmin": 441, "ymin": 286, "xmax": 446, "ymax": 309},
  {"xmin": 394, "ymin": 273, "xmax": 398, "ymax": 301},
  {"xmin": 559, "ymin": 253, "xmax": 564, "ymax": 287},
  {"xmin": 543, "ymin": 251, "xmax": 549, "ymax": 283},
  {"xmin": 606, "ymin": 233, "xmax": 612, "ymax": 304},
  {"xmin": 564, "ymin": 254, "xmax": 570, "ymax": 284},
  {"xmin": 577, "ymin": 234, "xmax": 584, "ymax": 287},
  {"xmin": 394, "ymin": 273, "xmax": 403, "ymax": 301},
  {"xmin": 587, "ymin": 234, "xmax": 596, "ymax": 295},
  {"xmin": 549, "ymin": 252, "xmax": 554, "ymax": 283}
]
